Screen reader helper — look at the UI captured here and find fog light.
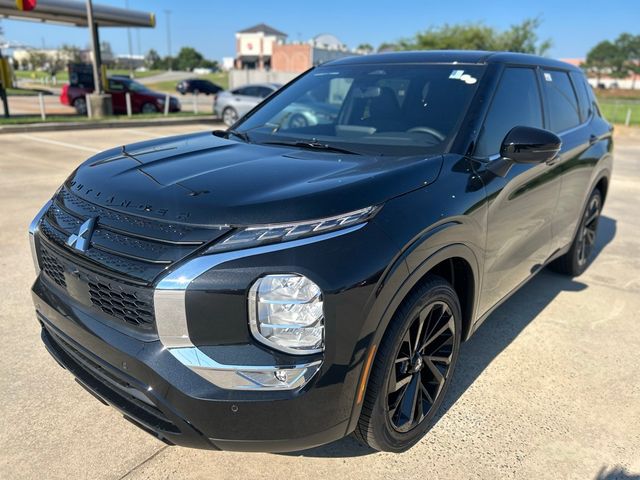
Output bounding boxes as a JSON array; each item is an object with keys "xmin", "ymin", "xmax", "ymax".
[
  {"xmin": 274, "ymin": 370, "xmax": 288, "ymax": 383},
  {"xmin": 248, "ymin": 274, "xmax": 324, "ymax": 354}
]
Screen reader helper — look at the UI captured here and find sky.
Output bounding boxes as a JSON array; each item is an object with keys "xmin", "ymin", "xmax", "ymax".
[{"xmin": 1, "ymin": 0, "xmax": 638, "ymax": 60}]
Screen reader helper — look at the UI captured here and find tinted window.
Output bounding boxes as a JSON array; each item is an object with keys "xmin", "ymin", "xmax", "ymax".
[
  {"xmin": 542, "ymin": 70, "xmax": 580, "ymax": 133},
  {"xmin": 569, "ymin": 72, "xmax": 590, "ymax": 121},
  {"xmin": 236, "ymin": 64, "xmax": 484, "ymax": 156},
  {"xmin": 108, "ymin": 79, "xmax": 126, "ymax": 92},
  {"xmin": 240, "ymin": 86, "xmax": 261, "ymax": 97},
  {"xmin": 475, "ymin": 68, "xmax": 543, "ymax": 157},
  {"xmin": 255, "ymin": 86, "xmax": 275, "ymax": 98}
]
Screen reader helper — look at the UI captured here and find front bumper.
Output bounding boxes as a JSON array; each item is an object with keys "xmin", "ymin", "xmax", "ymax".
[{"xmin": 32, "ymin": 278, "xmax": 350, "ymax": 451}]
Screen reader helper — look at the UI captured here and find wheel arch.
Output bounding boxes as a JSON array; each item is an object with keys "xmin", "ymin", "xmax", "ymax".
[{"xmin": 346, "ymin": 242, "xmax": 481, "ymax": 434}]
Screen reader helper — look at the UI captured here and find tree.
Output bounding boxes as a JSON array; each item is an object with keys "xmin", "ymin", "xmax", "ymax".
[
  {"xmin": 357, "ymin": 43, "xmax": 374, "ymax": 53},
  {"xmin": 583, "ymin": 40, "xmax": 625, "ymax": 83},
  {"xmin": 377, "ymin": 42, "xmax": 399, "ymax": 53},
  {"xmin": 615, "ymin": 33, "xmax": 640, "ymax": 89},
  {"xmin": 496, "ymin": 17, "xmax": 552, "ymax": 55},
  {"xmin": 60, "ymin": 44, "xmax": 82, "ymax": 64},
  {"xmin": 175, "ymin": 47, "xmax": 204, "ymax": 71},
  {"xmin": 144, "ymin": 49, "xmax": 161, "ymax": 69},
  {"xmin": 27, "ymin": 50, "xmax": 48, "ymax": 70},
  {"xmin": 398, "ymin": 17, "xmax": 552, "ymax": 55},
  {"xmin": 401, "ymin": 23, "xmax": 496, "ymax": 51}
]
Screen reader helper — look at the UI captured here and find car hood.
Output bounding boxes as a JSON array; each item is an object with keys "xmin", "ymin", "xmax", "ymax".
[{"xmin": 65, "ymin": 131, "xmax": 443, "ymax": 226}]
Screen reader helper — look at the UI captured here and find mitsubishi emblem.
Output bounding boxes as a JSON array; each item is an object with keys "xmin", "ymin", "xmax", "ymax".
[{"xmin": 67, "ymin": 217, "xmax": 97, "ymax": 252}]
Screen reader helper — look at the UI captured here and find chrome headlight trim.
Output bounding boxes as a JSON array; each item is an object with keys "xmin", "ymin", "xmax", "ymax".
[
  {"xmin": 154, "ymin": 222, "xmax": 366, "ymax": 390},
  {"xmin": 28, "ymin": 200, "xmax": 52, "ymax": 275},
  {"xmin": 206, "ymin": 205, "xmax": 380, "ymax": 253}
]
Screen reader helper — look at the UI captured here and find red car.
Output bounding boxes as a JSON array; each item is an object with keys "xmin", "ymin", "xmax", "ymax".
[{"xmin": 60, "ymin": 76, "xmax": 181, "ymax": 115}]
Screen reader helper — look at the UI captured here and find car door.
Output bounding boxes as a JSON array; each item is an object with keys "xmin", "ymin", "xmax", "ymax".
[
  {"xmin": 107, "ymin": 78, "xmax": 127, "ymax": 114},
  {"xmin": 231, "ymin": 86, "xmax": 262, "ymax": 117},
  {"xmin": 476, "ymin": 66, "xmax": 562, "ymax": 315},
  {"xmin": 541, "ymin": 69, "xmax": 599, "ymax": 251}
]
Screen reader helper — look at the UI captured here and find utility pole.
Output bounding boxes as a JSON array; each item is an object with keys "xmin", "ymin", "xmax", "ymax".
[
  {"xmin": 86, "ymin": 0, "xmax": 102, "ymax": 94},
  {"xmin": 85, "ymin": 0, "xmax": 111, "ymax": 117},
  {"xmin": 125, "ymin": 0, "xmax": 133, "ymax": 77},
  {"xmin": 164, "ymin": 9, "xmax": 172, "ymax": 71}
]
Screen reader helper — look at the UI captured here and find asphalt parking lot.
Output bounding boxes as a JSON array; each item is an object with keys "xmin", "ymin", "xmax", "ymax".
[{"xmin": 1, "ymin": 125, "xmax": 638, "ymax": 480}]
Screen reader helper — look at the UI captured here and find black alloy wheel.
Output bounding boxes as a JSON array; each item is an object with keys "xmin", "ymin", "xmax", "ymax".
[
  {"xmin": 550, "ymin": 188, "xmax": 602, "ymax": 276},
  {"xmin": 576, "ymin": 193, "xmax": 601, "ymax": 267},
  {"xmin": 387, "ymin": 301, "xmax": 456, "ymax": 432},
  {"xmin": 355, "ymin": 276, "xmax": 462, "ymax": 452}
]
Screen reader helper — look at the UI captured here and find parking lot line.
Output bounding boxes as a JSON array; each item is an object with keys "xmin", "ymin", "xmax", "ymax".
[{"xmin": 20, "ymin": 134, "xmax": 101, "ymax": 153}]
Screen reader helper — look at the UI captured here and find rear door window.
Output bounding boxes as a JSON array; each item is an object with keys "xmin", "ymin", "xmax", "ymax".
[
  {"xmin": 569, "ymin": 71, "xmax": 591, "ymax": 121},
  {"xmin": 475, "ymin": 67, "xmax": 543, "ymax": 157},
  {"xmin": 542, "ymin": 70, "xmax": 581, "ymax": 133}
]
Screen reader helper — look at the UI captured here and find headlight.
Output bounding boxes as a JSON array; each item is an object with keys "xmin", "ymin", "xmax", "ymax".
[
  {"xmin": 248, "ymin": 274, "xmax": 324, "ymax": 355},
  {"xmin": 207, "ymin": 205, "xmax": 379, "ymax": 253}
]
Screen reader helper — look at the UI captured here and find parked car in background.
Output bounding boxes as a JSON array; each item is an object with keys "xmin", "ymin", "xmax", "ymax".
[
  {"xmin": 60, "ymin": 76, "xmax": 181, "ymax": 115},
  {"xmin": 176, "ymin": 78, "xmax": 223, "ymax": 96},
  {"xmin": 214, "ymin": 83, "xmax": 281, "ymax": 125},
  {"xmin": 31, "ymin": 51, "xmax": 612, "ymax": 454}
]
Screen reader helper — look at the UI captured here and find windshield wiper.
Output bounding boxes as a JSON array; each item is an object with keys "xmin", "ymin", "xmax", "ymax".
[
  {"xmin": 261, "ymin": 140, "xmax": 360, "ymax": 155},
  {"xmin": 212, "ymin": 129, "xmax": 251, "ymax": 143}
]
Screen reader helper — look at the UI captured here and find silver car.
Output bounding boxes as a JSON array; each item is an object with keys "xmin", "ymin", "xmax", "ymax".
[{"xmin": 214, "ymin": 83, "xmax": 281, "ymax": 126}]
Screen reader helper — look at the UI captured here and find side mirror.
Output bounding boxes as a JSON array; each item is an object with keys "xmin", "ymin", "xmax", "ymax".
[
  {"xmin": 501, "ymin": 126, "xmax": 562, "ymax": 163},
  {"xmin": 487, "ymin": 126, "xmax": 562, "ymax": 177}
]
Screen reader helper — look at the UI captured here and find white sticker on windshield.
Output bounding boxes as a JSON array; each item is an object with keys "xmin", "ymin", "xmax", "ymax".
[
  {"xmin": 460, "ymin": 73, "xmax": 477, "ymax": 84},
  {"xmin": 449, "ymin": 69, "xmax": 464, "ymax": 79},
  {"xmin": 544, "ymin": 72, "xmax": 553, "ymax": 82}
]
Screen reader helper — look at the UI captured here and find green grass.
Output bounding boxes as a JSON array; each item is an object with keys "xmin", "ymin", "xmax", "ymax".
[
  {"xmin": 5, "ymin": 87, "xmax": 49, "ymax": 96},
  {"xmin": 14, "ymin": 69, "xmax": 163, "ymax": 83},
  {"xmin": 0, "ymin": 111, "xmax": 216, "ymax": 126},
  {"xmin": 598, "ymin": 100, "xmax": 640, "ymax": 126}
]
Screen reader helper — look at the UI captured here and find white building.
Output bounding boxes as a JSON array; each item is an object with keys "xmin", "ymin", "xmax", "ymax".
[{"xmin": 235, "ymin": 23, "xmax": 287, "ymax": 70}]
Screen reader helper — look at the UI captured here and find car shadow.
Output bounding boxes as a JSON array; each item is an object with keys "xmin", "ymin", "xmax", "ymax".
[
  {"xmin": 279, "ymin": 216, "xmax": 616, "ymax": 459},
  {"xmin": 595, "ymin": 466, "xmax": 640, "ymax": 480}
]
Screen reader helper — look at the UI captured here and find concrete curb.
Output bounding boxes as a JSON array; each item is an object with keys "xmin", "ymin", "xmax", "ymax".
[{"xmin": 0, "ymin": 116, "xmax": 222, "ymax": 134}]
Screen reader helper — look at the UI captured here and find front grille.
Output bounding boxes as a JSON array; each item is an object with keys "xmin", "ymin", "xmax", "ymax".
[
  {"xmin": 35, "ymin": 186, "xmax": 233, "ymax": 333},
  {"xmin": 88, "ymin": 279, "xmax": 154, "ymax": 328},
  {"xmin": 40, "ymin": 248, "xmax": 66, "ymax": 288}
]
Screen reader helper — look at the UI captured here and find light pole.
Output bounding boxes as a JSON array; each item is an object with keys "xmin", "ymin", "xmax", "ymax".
[
  {"xmin": 164, "ymin": 9, "xmax": 172, "ymax": 70},
  {"xmin": 125, "ymin": 0, "xmax": 133, "ymax": 77},
  {"xmin": 85, "ymin": 0, "xmax": 102, "ymax": 94}
]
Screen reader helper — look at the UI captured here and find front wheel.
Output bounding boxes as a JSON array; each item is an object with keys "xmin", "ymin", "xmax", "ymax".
[
  {"xmin": 73, "ymin": 97, "xmax": 87, "ymax": 115},
  {"xmin": 354, "ymin": 276, "xmax": 462, "ymax": 452},
  {"xmin": 549, "ymin": 188, "xmax": 602, "ymax": 276},
  {"xmin": 141, "ymin": 102, "xmax": 158, "ymax": 114},
  {"xmin": 222, "ymin": 107, "xmax": 238, "ymax": 126}
]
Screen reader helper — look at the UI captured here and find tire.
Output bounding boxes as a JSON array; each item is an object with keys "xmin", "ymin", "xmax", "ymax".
[
  {"xmin": 222, "ymin": 107, "xmax": 238, "ymax": 126},
  {"xmin": 549, "ymin": 188, "xmax": 602, "ymax": 277},
  {"xmin": 141, "ymin": 102, "xmax": 158, "ymax": 114},
  {"xmin": 354, "ymin": 276, "xmax": 462, "ymax": 452},
  {"xmin": 288, "ymin": 113, "xmax": 309, "ymax": 128},
  {"xmin": 73, "ymin": 97, "xmax": 87, "ymax": 115}
]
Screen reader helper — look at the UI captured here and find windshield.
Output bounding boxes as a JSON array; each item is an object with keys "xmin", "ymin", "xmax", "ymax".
[{"xmin": 235, "ymin": 64, "xmax": 484, "ymax": 155}]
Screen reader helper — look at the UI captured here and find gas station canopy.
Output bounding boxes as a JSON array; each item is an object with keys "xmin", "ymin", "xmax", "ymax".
[{"xmin": 0, "ymin": 0, "xmax": 155, "ymax": 28}]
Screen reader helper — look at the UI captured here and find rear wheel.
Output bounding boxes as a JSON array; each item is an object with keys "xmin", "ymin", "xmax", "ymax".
[
  {"xmin": 550, "ymin": 188, "xmax": 602, "ymax": 276},
  {"xmin": 354, "ymin": 276, "xmax": 462, "ymax": 452},
  {"xmin": 73, "ymin": 97, "xmax": 87, "ymax": 115},
  {"xmin": 222, "ymin": 107, "xmax": 238, "ymax": 126}
]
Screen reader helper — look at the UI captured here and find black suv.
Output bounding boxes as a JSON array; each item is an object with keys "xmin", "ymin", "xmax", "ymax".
[
  {"xmin": 176, "ymin": 78, "xmax": 223, "ymax": 96},
  {"xmin": 29, "ymin": 51, "xmax": 612, "ymax": 453}
]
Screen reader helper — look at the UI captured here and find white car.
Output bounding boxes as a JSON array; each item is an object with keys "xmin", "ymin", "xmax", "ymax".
[{"xmin": 214, "ymin": 83, "xmax": 281, "ymax": 126}]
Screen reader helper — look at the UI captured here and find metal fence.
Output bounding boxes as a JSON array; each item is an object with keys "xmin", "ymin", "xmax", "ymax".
[{"xmin": 598, "ymin": 99, "xmax": 640, "ymax": 126}]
